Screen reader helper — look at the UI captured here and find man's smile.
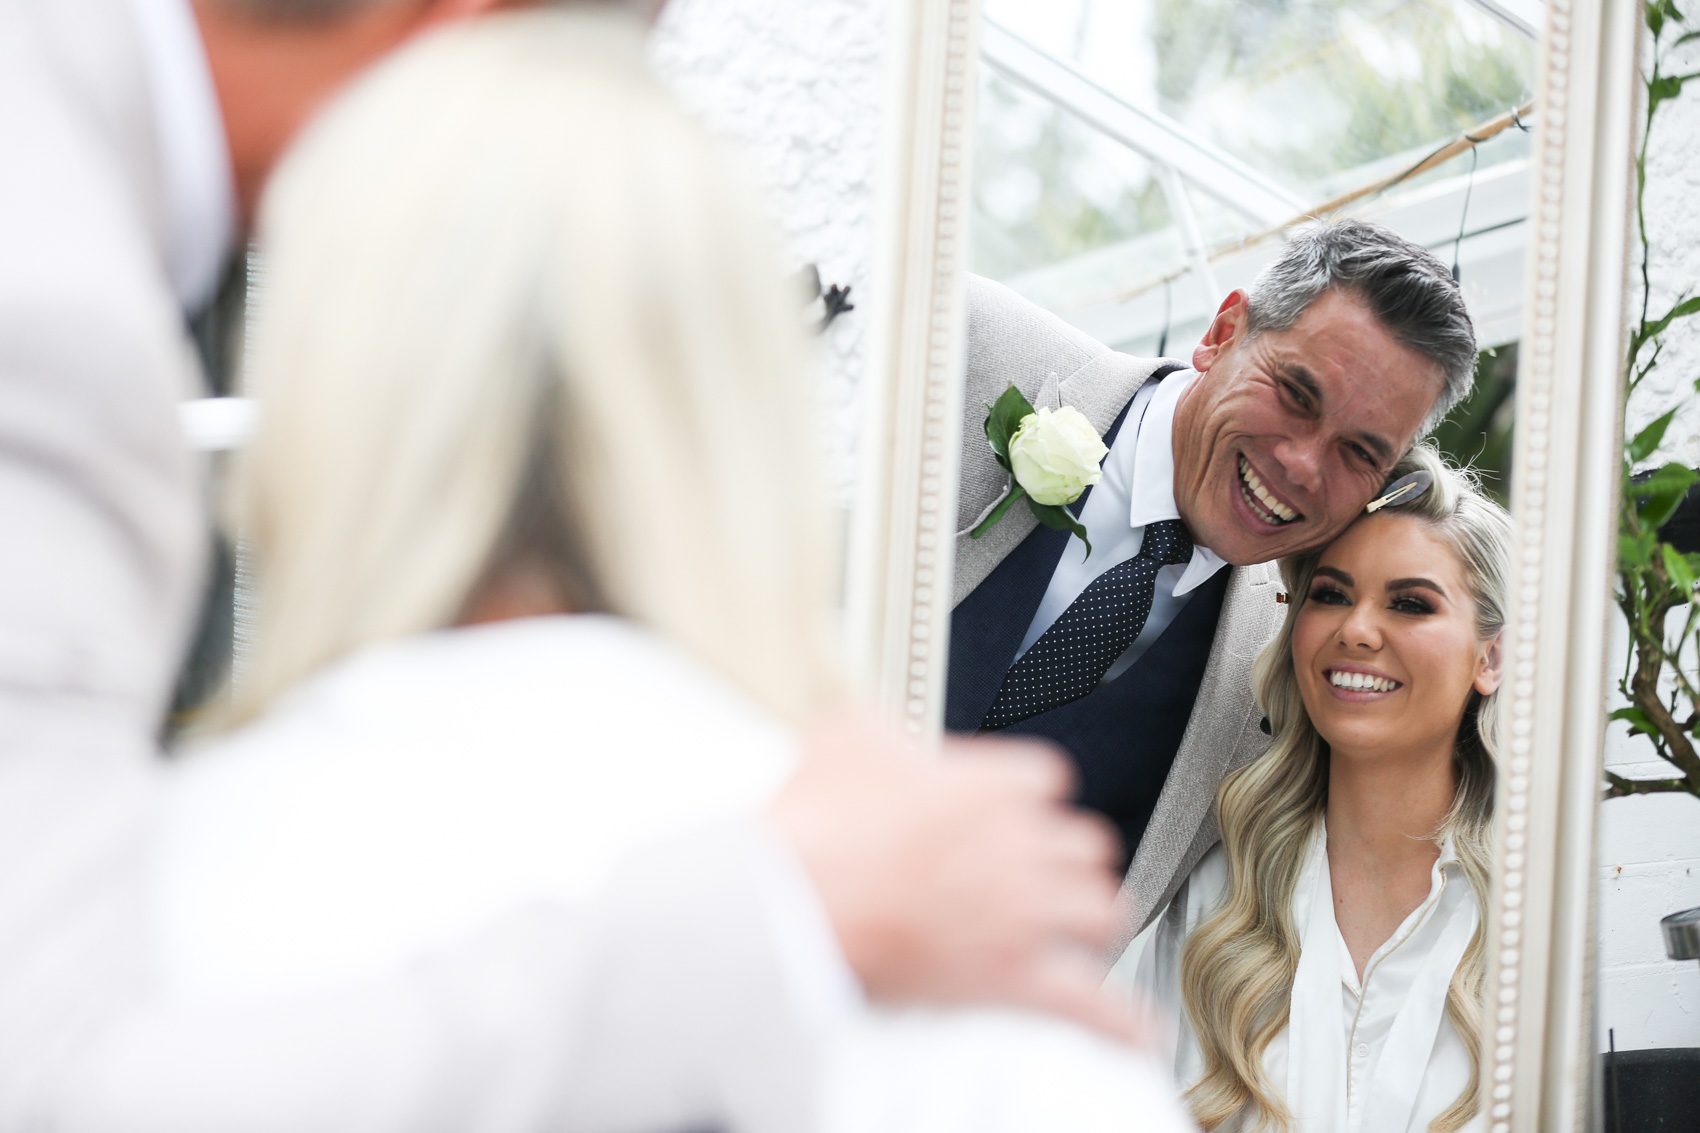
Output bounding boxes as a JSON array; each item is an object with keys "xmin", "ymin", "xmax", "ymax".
[{"xmin": 1236, "ymin": 455, "xmax": 1302, "ymax": 526}]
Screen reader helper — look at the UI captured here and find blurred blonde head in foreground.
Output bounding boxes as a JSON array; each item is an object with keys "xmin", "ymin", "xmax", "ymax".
[{"xmin": 231, "ymin": 8, "xmax": 841, "ymax": 726}]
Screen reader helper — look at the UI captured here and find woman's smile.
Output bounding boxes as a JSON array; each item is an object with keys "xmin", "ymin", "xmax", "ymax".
[{"xmin": 1322, "ymin": 663, "xmax": 1403, "ymax": 699}]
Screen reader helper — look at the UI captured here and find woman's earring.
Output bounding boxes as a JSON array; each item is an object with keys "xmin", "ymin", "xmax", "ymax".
[{"xmin": 1259, "ymin": 716, "xmax": 1272, "ymax": 735}]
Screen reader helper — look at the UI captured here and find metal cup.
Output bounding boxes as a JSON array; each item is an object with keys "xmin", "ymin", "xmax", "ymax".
[{"xmin": 1661, "ymin": 906, "xmax": 1700, "ymax": 961}]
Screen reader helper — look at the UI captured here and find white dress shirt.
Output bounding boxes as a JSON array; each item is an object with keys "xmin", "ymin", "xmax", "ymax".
[
  {"xmin": 160, "ymin": 615, "xmax": 1194, "ymax": 1133},
  {"xmin": 1017, "ymin": 369, "xmax": 1229, "ymax": 682},
  {"xmin": 1133, "ymin": 823, "xmax": 1484, "ymax": 1133},
  {"xmin": 124, "ymin": 0, "xmax": 235, "ymax": 314}
]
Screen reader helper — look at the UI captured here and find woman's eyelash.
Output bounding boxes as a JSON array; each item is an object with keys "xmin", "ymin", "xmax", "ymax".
[{"xmin": 1306, "ymin": 586, "xmax": 1435, "ymax": 614}]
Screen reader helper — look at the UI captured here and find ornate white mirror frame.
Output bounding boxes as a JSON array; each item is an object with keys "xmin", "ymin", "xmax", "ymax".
[
  {"xmin": 845, "ymin": 0, "xmax": 979, "ymax": 735},
  {"xmin": 850, "ymin": 0, "xmax": 1644, "ymax": 1128},
  {"xmin": 1487, "ymin": 1, "xmax": 1640, "ymax": 1129}
]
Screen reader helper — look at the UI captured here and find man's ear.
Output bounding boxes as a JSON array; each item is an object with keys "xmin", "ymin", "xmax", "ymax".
[
  {"xmin": 1192, "ymin": 289, "xmax": 1250, "ymax": 374},
  {"xmin": 1474, "ymin": 630, "xmax": 1505, "ymax": 696}
]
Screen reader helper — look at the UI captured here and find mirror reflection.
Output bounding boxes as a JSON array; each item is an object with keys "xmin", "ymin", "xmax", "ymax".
[{"xmin": 946, "ymin": 3, "xmax": 1539, "ymax": 1128}]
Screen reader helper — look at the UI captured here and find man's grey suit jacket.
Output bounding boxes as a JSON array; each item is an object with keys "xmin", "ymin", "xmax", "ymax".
[{"xmin": 953, "ymin": 275, "xmax": 1285, "ymax": 949}]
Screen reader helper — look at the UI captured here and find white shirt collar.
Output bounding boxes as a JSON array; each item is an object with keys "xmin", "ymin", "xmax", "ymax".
[
  {"xmin": 126, "ymin": 0, "xmax": 236, "ymax": 313},
  {"xmin": 1126, "ymin": 369, "xmax": 1228, "ymax": 596}
]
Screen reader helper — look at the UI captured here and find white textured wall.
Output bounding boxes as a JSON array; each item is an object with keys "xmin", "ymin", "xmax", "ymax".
[
  {"xmin": 1623, "ymin": 33, "xmax": 1700, "ymax": 470},
  {"xmin": 1597, "ymin": 30, "xmax": 1700, "ymax": 1053},
  {"xmin": 650, "ymin": 0, "xmax": 889, "ymax": 499},
  {"xmin": 1598, "ymin": 642, "xmax": 1700, "ymax": 1050}
]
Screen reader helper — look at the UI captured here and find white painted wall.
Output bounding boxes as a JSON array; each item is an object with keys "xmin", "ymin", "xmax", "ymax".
[
  {"xmin": 1596, "ymin": 30, "xmax": 1700, "ymax": 1054},
  {"xmin": 650, "ymin": 0, "xmax": 888, "ymax": 500}
]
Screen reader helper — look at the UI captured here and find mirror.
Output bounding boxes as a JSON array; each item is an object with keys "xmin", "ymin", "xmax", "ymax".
[{"xmin": 851, "ymin": 0, "xmax": 1644, "ymax": 1128}]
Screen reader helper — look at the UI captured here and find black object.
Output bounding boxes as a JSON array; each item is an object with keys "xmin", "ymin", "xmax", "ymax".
[
  {"xmin": 1663, "ymin": 906, "xmax": 1700, "ymax": 961},
  {"xmin": 1450, "ymin": 144, "xmax": 1480, "ymax": 284},
  {"xmin": 1260, "ymin": 716, "xmax": 1272, "ymax": 735},
  {"xmin": 1602, "ymin": 1047, "xmax": 1700, "ymax": 1133},
  {"xmin": 1655, "ymin": 476, "xmax": 1700, "ymax": 554},
  {"xmin": 1626, "ymin": 466, "xmax": 1700, "ymax": 553},
  {"xmin": 820, "ymin": 283, "xmax": 855, "ymax": 330},
  {"xmin": 791, "ymin": 263, "xmax": 855, "ymax": 333},
  {"xmin": 167, "ymin": 252, "xmax": 250, "ymax": 736},
  {"xmin": 167, "ymin": 534, "xmax": 237, "ymax": 735}
]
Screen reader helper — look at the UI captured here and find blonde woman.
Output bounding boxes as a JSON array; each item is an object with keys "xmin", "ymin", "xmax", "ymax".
[
  {"xmin": 117, "ymin": 10, "xmax": 1196, "ymax": 1133},
  {"xmin": 1131, "ymin": 446, "xmax": 1508, "ymax": 1133}
]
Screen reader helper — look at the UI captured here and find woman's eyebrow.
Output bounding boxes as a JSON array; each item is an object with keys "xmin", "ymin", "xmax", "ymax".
[
  {"xmin": 1386, "ymin": 577, "xmax": 1447, "ymax": 597},
  {"xmin": 1314, "ymin": 566, "xmax": 1353, "ymax": 586}
]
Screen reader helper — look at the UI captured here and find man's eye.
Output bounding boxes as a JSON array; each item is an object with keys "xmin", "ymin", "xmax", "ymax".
[
  {"xmin": 1348, "ymin": 443, "xmax": 1375, "ymax": 465},
  {"xmin": 1283, "ymin": 382, "xmax": 1313, "ymax": 412},
  {"xmin": 1307, "ymin": 585, "xmax": 1349, "ymax": 605}
]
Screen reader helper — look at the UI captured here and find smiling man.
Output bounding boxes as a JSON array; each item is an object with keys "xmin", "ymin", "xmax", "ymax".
[{"xmin": 945, "ymin": 219, "xmax": 1477, "ymax": 943}]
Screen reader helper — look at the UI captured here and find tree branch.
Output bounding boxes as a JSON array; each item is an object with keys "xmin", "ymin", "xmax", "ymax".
[{"xmin": 1605, "ymin": 770, "xmax": 1698, "ymax": 798}]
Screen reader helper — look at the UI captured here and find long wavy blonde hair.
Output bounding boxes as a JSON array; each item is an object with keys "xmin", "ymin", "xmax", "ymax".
[
  {"xmin": 1178, "ymin": 445, "xmax": 1510, "ymax": 1133},
  {"xmin": 223, "ymin": 10, "xmax": 843, "ymax": 727}
]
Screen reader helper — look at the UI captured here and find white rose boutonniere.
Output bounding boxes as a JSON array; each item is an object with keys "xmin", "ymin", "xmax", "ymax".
[{"xmin": 970, "ymin": 383, "xmax": 1107, "ymax": 555}]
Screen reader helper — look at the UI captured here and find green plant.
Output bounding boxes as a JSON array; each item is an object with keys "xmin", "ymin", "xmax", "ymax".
[
  {"xmin": 1432, "ymin": 343, "xmax": 1517, "ymax": 507},
  {"xmin": 1606, "ymin": 0, "xmax": 1700, "ymax": 801}
]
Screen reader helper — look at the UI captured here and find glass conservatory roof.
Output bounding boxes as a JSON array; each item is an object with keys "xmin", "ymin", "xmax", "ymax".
[{"xmin": 973, "ymin": 0, "xmax": 1539, "ymax": 348}]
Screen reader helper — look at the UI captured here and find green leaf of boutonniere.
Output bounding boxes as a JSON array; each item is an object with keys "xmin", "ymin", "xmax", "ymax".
[
  {"xmin": 983, "ymin": 384, "xmax": 1033, "ymax": 470},
  {"xmin": 1027, "ymin": 500, "xmax": 1093, "ymax": 559},
  {"xmin": 970, "ymin": 482, "xmax": 1028, "ymax": 539}
]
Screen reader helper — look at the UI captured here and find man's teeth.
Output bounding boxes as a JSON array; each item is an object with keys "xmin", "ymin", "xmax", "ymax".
[
  {"xmin": 1329, "ymin": 670, "xmax": 1399, "ymax": 693},
  {"xmin": 1238, "ymin": 458, "xmax": 1298, "ymax": 524}
]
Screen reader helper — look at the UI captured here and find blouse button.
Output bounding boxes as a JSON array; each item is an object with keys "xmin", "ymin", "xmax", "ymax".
[{"xmin": 1354, "ymin": 1043, "xmax": 1369, "ymax": 1059}]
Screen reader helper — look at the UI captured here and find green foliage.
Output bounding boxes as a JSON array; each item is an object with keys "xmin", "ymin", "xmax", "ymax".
[
  {"xmin": 1430, "ymin": 344, "xmax": 1517, "ymax": 506},
  {"xmin": 982, "ymin": 383, "xmax": 1030, "ymax": 467},
  {"xmin": 1147, "ymin": 0, "xmax": 1533, "ymax": 191},
  {"xmin": 971, "ymin": 0, "xmax": 1536, "ymax": 283},
  {"xmin": 1608, "ymin": 0, "xmax": 1700, "ymax": 803}
]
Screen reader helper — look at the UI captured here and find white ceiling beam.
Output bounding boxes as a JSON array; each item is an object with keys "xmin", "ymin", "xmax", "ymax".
[
  {"xmin": 979, "ymin": 19, "xmax": 1306, "ymax": 229},
  {"xmin": 1009, "ymin": 161, "xmax": 1530, "ymax": 355},
  {"xmin": 1463, "ymin": 0, "xmax": 1543, "ymax": 39}
]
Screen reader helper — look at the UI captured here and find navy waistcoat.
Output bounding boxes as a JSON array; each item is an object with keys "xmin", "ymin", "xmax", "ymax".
[{"xmin": 944, "ymin": 383, "xmax": 1229, "ymax": 857}]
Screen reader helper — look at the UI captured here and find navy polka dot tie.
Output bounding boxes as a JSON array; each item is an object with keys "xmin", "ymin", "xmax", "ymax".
[{"xmin": 981, "ymin": 519, "xmax": 1194, "ymax": 730}]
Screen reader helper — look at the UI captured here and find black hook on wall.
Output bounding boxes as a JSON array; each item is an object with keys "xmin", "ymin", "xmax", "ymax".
[{"xmin": 793, "ymin": 263, "xmax": 856, "ymax": 333}]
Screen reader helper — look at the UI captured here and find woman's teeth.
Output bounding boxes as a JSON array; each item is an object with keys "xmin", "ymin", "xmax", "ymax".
[
  {"xmin": 1328, "ymin": 670, "xmax": 1399, "ymax": 693},
  {"xmin": 1238, "ymin": 457, "xmax": 1298, "ymax": 524}
]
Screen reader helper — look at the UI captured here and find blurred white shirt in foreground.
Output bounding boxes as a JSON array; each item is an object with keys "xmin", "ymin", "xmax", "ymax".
[{"xmin": 162, "ymin": 615, "xmax": 1196, "ymax": 1132}]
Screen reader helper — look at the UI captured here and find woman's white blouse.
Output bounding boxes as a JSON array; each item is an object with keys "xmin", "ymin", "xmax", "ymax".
[{"xmin": 1133, "ymin": 823, "xmax": 1485, "ymax": 1133}]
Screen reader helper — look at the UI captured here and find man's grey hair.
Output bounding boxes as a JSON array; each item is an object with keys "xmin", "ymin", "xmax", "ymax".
[{"xmin": 1244, "ymin": 218, "xmax": 1477, "ymax": 436}]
